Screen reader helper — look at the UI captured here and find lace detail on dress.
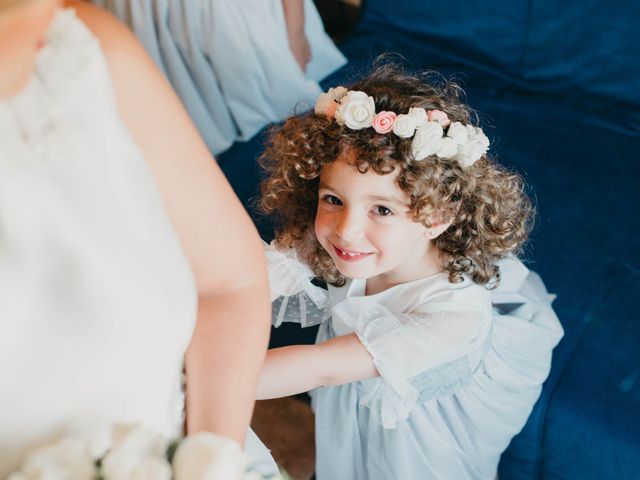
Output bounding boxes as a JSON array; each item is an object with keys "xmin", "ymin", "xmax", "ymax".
[
  {"xmin": 264, "ymin": 241, "xmax": 328, "ymax": 327},
  {"xmin": 413, "ymin": 356, "xmax": 471, "ymax": 402},
  {"xmin": 2, "ymin": 9, "xmax": 105, "ymax": 162},
  {"xmin": 36, "ymin": 9, "xmax": 101, "ymax": 95},
  {"xmin": 272, "ymin": 293, "xmax": 328, "ymax": 328}
]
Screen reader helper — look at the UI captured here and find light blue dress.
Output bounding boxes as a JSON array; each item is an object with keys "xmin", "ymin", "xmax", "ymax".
[
  {"xmin": 265, "ymin": 243, "xmax": 564, "ymax": 480},
  {"xmin": 92, "ymin": 0, "xmax": 347, "ymax": 155}
]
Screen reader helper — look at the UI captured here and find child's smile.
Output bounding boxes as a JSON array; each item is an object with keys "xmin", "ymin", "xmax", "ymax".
[
  {"xmin": 332, "ymin": 244, "xmax": 375, "ymax": 262},
  {"xmin": 314, "ymin": 153, "xmax": 443, "ymax": 293}
]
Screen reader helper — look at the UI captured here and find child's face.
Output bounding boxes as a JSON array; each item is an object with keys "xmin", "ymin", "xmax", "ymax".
[{"xmin": 315, "ymin": 155, "xmax": 438, "ymax": 287}]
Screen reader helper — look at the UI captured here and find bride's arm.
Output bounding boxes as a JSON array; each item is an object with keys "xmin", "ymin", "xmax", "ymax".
[{"xmin": 69, "ymin": 1, "xmax": 271, "ymax": 444}]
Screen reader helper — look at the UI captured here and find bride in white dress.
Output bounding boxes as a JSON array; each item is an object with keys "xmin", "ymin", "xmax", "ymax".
[{"xmin": 0, "ymin": 0, "xmax": 275, "ymax": 475}]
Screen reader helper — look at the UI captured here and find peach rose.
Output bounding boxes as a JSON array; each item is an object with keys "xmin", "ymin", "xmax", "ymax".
[
  {"xmin": 315, "ymin": 86, "xmax": 348, "ymax": 117},
  {"xmin": 326, "ymin": 101, "xmax": 339, "ymax": 119},
  {"xmin": 372, "ymin": 111, "xmax": 397, "ymax": 134},
  {"xmin": 428, "ymin": 109, "xmax": 451, "ymax": 127}
]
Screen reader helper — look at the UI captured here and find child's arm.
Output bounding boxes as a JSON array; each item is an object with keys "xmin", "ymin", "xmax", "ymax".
[{"xmin": 257, "ymin": 333, "xmax": 379, "ymax": 400}]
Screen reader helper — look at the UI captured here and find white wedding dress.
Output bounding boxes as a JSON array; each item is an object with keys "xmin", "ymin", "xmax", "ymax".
[{"xmin": 0, "ymin": 9, "xmax": 275, "ymax": 477}]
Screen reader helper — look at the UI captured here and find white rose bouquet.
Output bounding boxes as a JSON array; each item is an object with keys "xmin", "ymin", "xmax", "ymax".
[{"xmin": 9, "ymin": 425, "xmax": 286, "ymax": 480}]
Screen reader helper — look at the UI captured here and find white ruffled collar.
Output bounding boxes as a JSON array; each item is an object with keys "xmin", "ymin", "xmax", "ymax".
[{"xmin": 345, "ymin": 271, "xmax": 464, "ymax": 301}]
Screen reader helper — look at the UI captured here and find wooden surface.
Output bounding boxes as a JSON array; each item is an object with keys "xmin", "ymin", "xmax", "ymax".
[{"xmin": 251, "ymin": 397, "xmax": 316, "ymax": 480}]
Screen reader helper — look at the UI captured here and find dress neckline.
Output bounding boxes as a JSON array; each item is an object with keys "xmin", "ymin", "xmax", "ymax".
[{"xmin": 346, "ymin": 271, "xmax": 458, "ymax": 300}]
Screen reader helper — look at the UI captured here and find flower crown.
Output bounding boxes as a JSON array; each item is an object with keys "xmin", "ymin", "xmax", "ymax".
[{"xmin": 315, "ymin": 87, "xmax": 489, "ymax": 168}]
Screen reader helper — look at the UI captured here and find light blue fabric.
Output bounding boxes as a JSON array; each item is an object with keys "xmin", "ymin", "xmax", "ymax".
[
  {"xmin": 265, "ymin": 242, "xmax": 563, "ymax": 479},
  {"xmin": 308, "ymin": 270, "xmax": 562, "ymax": 480},
  {"xmin": 413, "ymin": 355, "xmax": 472, "ymax": 403},
  {"xmin": 93, "ymin": 0, "xmax": 346, "ymax": 155}
]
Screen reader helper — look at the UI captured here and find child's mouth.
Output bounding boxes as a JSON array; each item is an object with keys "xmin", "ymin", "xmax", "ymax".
[{"xmin": 333, "ymin": 245, "xmax": 373, "ymax": 262}]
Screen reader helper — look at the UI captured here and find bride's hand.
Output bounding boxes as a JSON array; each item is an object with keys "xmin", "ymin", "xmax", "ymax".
[
  {"xmin": 288, "ymin": 29, "xmax": 311, "ymax": 72},
  {"xmin": 282, "ymin": 0, "xmax": 310, "ymax": 72}
]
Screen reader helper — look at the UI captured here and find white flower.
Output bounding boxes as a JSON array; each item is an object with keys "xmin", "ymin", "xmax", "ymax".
[
  {"xmin": 454, "ymin": 126, "xmax": 489, "ymax": 167},
  {"xmin": 391, "ymin": 114, "xmax": 417, "ymax": 138},
  {"xmin": 173, "ymin": 432, "xmax": 247, "ymax": 480},
  {"xmin": 8, "ymin": 437, "xmax": 95, "ymax": 480},
  {"xmin": 314, "ymin": 86, "xmax": 347, "ymax": 116},
  {"xmin": 427, "ymin": 109, "xmax": 451, "ymax": 127},
  {"xmin": 407, "ymin": 107, "xmax": 428, "ymax": 127},
  {"xmin": 328, "ymin": 86, "xmax": 348, "ymax": 101},
  {"xmin": 101, "ymin": 424, "xmax": 171, "ymax": 480},
  {"xmin": 411, "ymin": 121, "xmax": 444, "ymax": 161},
  {"xmin": 335, "ymin": 90, "xmax": 376, "ymax": 130},
  {"xmin": 446, "ymin": 121, "xmax": 469, "ymax": 145},
  {"xmin": 436, "ymin": 136, "xmax": 458, "ymax": 159}
]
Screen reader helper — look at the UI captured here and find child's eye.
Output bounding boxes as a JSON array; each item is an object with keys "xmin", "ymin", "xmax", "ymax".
[
  {"xmin": 322, "ymin": 194, "xmax": 342, "ymax": 206},
  {"xmin": 374, "ymin": 206, "xmax": 393, "ymax": 216}
]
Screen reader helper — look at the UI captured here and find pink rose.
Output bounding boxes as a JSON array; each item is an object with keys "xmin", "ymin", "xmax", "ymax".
[
  {"xmin": 372, "ymin": 111, "xmax": 397, "ymax": 134},
  {"xmin": 428, "ymin": 109, "xmax": 451, "ymax": 127}
]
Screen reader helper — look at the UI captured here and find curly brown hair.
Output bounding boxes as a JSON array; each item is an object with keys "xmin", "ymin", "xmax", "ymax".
[{"xmin": 260, "ymin": 64, "xmax": 534, "ymax": 288}]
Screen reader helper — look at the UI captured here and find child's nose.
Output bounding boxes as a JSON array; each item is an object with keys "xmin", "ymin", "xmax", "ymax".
[{"xmin": 335, "ymin": 209, "xmax": 364, "ymax": 242}]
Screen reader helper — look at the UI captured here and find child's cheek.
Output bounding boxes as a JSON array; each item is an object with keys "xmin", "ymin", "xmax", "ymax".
[
  {"xmin": 315, "ymin": 211, "xmax": 338, "ymax": 255},
  {"xmin": 314, "ymin": 212, "xmax": 329, "ymax": 242}
]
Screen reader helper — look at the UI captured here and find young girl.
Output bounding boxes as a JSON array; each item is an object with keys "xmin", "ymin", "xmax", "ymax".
[{"xmin": 256, "ymin": 65, "xmax": 564, "ymax": 479}]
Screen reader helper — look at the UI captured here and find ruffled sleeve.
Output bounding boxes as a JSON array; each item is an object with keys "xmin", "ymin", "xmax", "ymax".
[
  {"xmin": 263, "ymin": 241, "xmax": 329, "ymax": 328},
  {"xmin": 332, "ymin": 297, "xmax": 490, "ymax": 428}
]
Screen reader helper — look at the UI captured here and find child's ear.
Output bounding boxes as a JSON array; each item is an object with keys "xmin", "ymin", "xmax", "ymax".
[
  {"xmin": 426, "ymin": 220, "xmax": 453, "ymax": 240},
  {"xmin": 425, "ymin": 211, "xmax": 454, "ymax": 240}
]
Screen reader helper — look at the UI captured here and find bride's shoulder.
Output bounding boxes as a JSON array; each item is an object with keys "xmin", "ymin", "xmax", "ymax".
[{"xmin": 66, "ymin": 0, "xmax": 148, "ymax": 68}]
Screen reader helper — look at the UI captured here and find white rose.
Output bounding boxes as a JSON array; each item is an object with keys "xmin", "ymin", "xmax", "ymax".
[
  {"xmin": 455, "ymin": 126, "xmax": 489, "ymax": 167},
  {"xmin": 336, "ymin": 90, "xmax": 376, "ymax": 130},
  {"xmin": 411, "ymin": 121, "xmax": 444, "ymax": 161},
  {"xmin": 8, "ymin": 437, "xmax": 95, "ymax": 480},
  {"xmin": 446, "ymin": 121, "xmax": 469, "ymax": 145},
  {"xmin": 391, "ymin": 114, "xmax": 417, "ymax": 138},
  {"xmin": 407, "ymin": 107, "xmax": 428, "ymax": 127},
  {"xmin": 173, "ymin": 433, "xmax": 247, "ymax": 480},
  {"xmin": 436, "ymin": 136, "xmax": 458, "ymax": 159},
  {"xmin": 314, "ymin": 86, "xmax": 348, "ymax": 116},
  {"xmin": 328, "ymin": 86, "xmax": 348, "ymax": 101},
  {"xmin": 101, "ymin": 424, "xmax": 171, "ymax": 480}
]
